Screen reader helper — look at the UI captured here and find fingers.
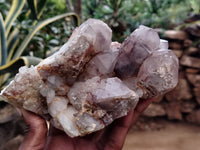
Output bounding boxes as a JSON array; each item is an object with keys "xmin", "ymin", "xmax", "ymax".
[
  {"xmin": 97, "ymin": 98, "xmax": 154, "ymax": 149},
  {"xmin": 132, "ymin": 97, "xmax": 155, "ymax": 124},
  {"xmin": 97, "ymin": 109, "xmax": 134, "ymax": 150},
  {"xmin": 44, "ymin": 123, "xmax": 71, "ymax": 150},
  {"xmin": 19, "ymin": 109, "xmax": 47, "ymax": 150}
]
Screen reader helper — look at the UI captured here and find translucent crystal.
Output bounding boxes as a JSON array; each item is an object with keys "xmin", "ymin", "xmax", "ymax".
[
  {"xmin": 38, "ymin": 19, "xmax": 112, "ymax": 85},
  {"xmin": 137, "ymin": 49, "xmax": 179, "ymax": 98},
  {"xmin": 114, "ymin": 28, "xmax": 178, "ymax": 99},
  {"xmin": 78, "ymin": 42, "xmax": 121, "ymax": 81},
  {"xmin": 114, "ymin": 25, "xmax": 160, "ymax": 78},
  {"xmin": 159, "ymin": 39, "xmax": 169, "ymax": 49},
  {"xmin": 0, "ymin": 66, "xmax": 47, "ymax": 114},
  {"xmin": 0, "ymin": 20, "xmax": 179, "ymax": 137},
  {"xmin": 68, "ymin": 77, "xmax": 139, "ymax": 126}
]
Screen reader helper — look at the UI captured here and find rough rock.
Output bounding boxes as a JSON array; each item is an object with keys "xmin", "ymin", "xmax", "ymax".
[
  {"xmin": 172, "ymin": 50, "xmax": 183, "ymax": 58},
  {"xmin": 165, "ymin": 30, "xmax": 188, "ymax": 40},
  {"xmin": 186, "ymin": 110, "xmax": 200, "ymax": 125},
  {"xmin": 165, "ymin": 78, "xmax": 193, "ymax": 101},
  {"xmin": 183, "ymin": 39, "xmax": 192, "ymax": 47},
  {"xmin": 185, "ymin": 68, "xmax": 199, "ymax": 74},
  {"xmin": 180, "ymin": 55, "xmax": 200, "ymax": 69},
  {"xmin": 185, "ymin": 47, "xmax": 198, "ymax": 56},
  {"xmin": 180, "ymin": 101, "xmax": 196, "ymax": 113},
  {"xmin": 185, "ymin": 23, "xmax": 200, "ymax": 37},
  {"xmin": 187, "ymin": 74, "xmax": 200, "ymax": 87},
  {"xmin": 165, "ymin": 102, "xmax": 182, "ymax": 120},
  {"xmin": 193, "ymin": 87, "xmax": 200, "ymax": 105},
  {"xmin": 169, "ymin": 41, "xmax": 182, "ymax": 49},
  {"xmin": 143, "ymin": 103, "xmax": 166, "ymax": 117}
]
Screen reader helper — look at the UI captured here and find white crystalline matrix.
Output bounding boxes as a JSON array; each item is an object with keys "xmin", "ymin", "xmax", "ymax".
[{"xmin": 0, "ymin": 19, "xmax": 178, "ymax": 137}]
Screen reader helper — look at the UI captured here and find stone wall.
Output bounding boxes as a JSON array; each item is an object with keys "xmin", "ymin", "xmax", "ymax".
[{"xmin": 142, "ymin": 22, "xmax": 200, "ymax": 125}]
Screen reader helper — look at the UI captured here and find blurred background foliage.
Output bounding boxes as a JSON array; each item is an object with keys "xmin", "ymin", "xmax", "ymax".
[
  {"xmin": 0, "ymin": 0, "xmax": 199, "ymax": 89},
  {"xmin": 82, "ymin": 0, "xmax": 199, "ymax": 41},
  {"xmin": 0, "ymin": 0, "xmax": 79, "ymax": 90},
  {"xmin": 0, "ymin": 0, "xmax": 199, "ymax": 59}
]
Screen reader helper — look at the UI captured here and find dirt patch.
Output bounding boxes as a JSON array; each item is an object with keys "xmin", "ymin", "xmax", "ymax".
[{"xmin": 123, "ymin": 120, "xmax": 200, "ymax": 150}]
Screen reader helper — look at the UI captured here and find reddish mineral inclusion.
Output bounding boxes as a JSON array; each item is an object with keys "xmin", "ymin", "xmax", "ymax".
[{"xmin": 0, "ymin": 19, "xmax": 178, "ymax": 137}]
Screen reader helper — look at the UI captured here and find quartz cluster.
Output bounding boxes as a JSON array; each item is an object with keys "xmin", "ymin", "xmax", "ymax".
[{"xmin": 0, "ymin": 19, "xmax": 178, "ymax": 137}]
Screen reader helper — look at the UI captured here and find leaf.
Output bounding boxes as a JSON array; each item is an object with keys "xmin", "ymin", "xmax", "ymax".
[
  {"xmin": 0, "ymin": 13, "xmax": 7, "ymax": 66},
  {"xmin": 190, "ymin": 0, "xmax": 200, "ymax": 13},
  {"xmin": 25, "ymin": 0, "xmax": 47, "ymax": 26},
  {"xmin": 27, "ymin": 0, "xmax": 38, "ymax": 20},
  {"xmin": 6, "ymin": 29, "xmax": 20, "ymax": 62},
  {"xmin": 37, "ymin": 0, "xmax": 47, "ymax": 19},
  {"xmin": 12, "ymin": 12, "xmax": 80, "ymax": 60},
  {"xmin": 0, "ymin": 56, "xmax": 42, "ymax": 76},
  {"xmin": 4, "ymin": 0, "xmax": 25, "ymax": 37},
  {"xmin": 6, "ymin": 0, "xmax": 47, "ymax": 61},
  {"xmin": 49, "ymin": 39, "xmax": 59, "ymax": 46}
]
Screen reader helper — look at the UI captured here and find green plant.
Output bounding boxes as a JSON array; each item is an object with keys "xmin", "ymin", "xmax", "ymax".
[
  {"xmin": 0, "ymin": 0, "xmax": 79, "ymax": 90},
  {"xmin": 82, "ymin": 0, "xmax": 199, "ymax": 41},
  {"xmin": 190, "ymin": 0, "xmax": 200, "ymax": 14},
  {"xmin": 28, "ymin": 0, "xmax": 77, "ymax": 59},
  {"xmin": 83, "ymin": 0, "xmax": 127, "ymax": 41}
]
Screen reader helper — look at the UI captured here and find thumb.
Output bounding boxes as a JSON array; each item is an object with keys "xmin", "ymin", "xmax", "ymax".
[
  {"xmin": 131, "ymin": 97, "xmax": 155, "ymax": 124},
  {"xmin": 19, "ymin": 109, "xmax": 47, "ymax": 150}
]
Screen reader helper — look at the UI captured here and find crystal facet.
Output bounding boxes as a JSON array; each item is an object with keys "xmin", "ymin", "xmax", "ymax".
[
  {"xmin": 0, "ymin": 66, "xmax": 47, "ymax": 114},
  {"xmin": 114, "ymin": 25, "xmax": 160, "ymax": 78}
]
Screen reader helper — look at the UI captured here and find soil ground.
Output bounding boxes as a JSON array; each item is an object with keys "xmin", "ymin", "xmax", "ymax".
[{"xmin": 123, "ymin": 120, "xmax": 200, "ymax": 150}]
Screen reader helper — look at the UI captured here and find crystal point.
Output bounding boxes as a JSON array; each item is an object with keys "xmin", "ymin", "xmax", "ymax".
[
  {"xmin": 137, "ymin": 50, "xmax": 179, "ymax": 98},
  {"xmin": 114, "ymin": 25, "xmax": 160, "ymax": 78}
]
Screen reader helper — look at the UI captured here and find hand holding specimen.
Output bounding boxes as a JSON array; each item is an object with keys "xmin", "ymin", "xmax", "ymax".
[{"xmin": 0, "ymin": 19, "xmax": 178, "ymax": 137}]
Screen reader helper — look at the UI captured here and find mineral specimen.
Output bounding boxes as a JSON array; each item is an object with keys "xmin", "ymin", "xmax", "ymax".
[
  {"xmin": 0, "ymin": 19, "xmax": 179, "ymax": 137},
  {"xmin": 0, "ymin": 66, "xmax": 47, "ymax": 115}
]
